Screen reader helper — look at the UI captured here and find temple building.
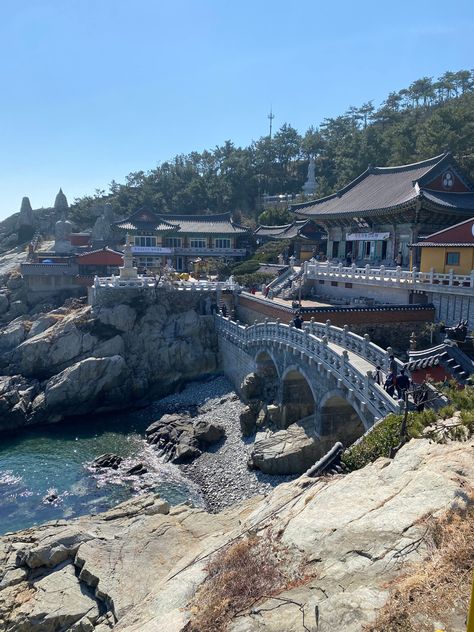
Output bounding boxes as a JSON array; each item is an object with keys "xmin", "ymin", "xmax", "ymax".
[
  {"xmin": 254, "ymin": 219, "xmax": 327, "ymax": 261},
  {"xmin": 290, "ymin": 152, "xmax": 474, "ymax": 267},
  {"xmin": 113, "ymin": 209, "xmax": 249, "ymax": 271},
  {"xmin": 411, "ymin": 216, "xmax": 474, "ymax": 274}
]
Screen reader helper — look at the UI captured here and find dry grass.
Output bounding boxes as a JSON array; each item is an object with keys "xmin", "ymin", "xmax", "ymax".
[
  {"xmin": 185, "ymin": 531, "xmax": 307, "ymax": 632},
  {"xmin": 365, "ymin": 491, "xmax": 474, "ymax": 632}
]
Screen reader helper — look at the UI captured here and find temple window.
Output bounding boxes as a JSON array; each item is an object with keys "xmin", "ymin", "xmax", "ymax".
[
  {"xmin": 214, "ymin": 238, "xmax": 231, "ymax": 249},
  {"xmin": 134, "ymin": 236, "xmax": 157, "ymax": 247},
  {"xmin": 446, "ymin": 252, "xmax": 460, "ymax": 266},
  {"xmin": 164, "ymin": 237, "xmax": 182, "ymax": 247},
  {"xmin": 190, "ymin": 238, "xmax": 207, "ymax": 248}
]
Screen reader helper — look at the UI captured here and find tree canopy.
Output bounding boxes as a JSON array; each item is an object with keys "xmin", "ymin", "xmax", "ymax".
[{"xmin": 70, "ymin": 69, "xmax": 474, "ymax": 228}]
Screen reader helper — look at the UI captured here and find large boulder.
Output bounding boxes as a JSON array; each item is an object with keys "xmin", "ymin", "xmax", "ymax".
[
  {"xmin": 250, "ymin": 417, "xmax": 322, "ymax": 474},
  {"xmin": 239, "ymin": 405, "xmax": 257, "ymax": 437},
  {"xmin": 0, "ymin": 320, "xmax": 27, "ymax": 354},
  {"xmin": 240, "ymin": 372, "xmax": 264, "ymax": 401},
  {"xmin": 35, "ymin": 355, "xmax": 129, "ymax": 421},
  {"xmin": 145, "ymin": 415, "xmax": 225, "ymax": 464}
]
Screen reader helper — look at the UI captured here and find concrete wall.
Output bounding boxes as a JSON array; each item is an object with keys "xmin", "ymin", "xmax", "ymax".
[{"xmin": 218, "ymin": 335, "xmax": 256, "ymax": 395}]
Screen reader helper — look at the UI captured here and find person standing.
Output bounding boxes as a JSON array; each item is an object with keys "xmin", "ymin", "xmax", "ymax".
[
  {"xmin": 396, "ymin": 250, "xmax": 403, "ymax": 266},
  {"xmin": 293, "ymin": 313, "xmax": 303, "ymax": 329}
]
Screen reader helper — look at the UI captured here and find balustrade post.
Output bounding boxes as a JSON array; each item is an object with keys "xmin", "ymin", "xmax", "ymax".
[
  {"xmin": 325, "ymin": 319, "xmax": 331, "ymax": 338},
  {"xmin": 448, "ymin": 268, "xmax": 454, "ymax": 286},
  {"xmin": 430, "ymin": 267, "xmax": 435, "ymax": 284},
  {"xmin": 351, "ymin": 263, "xmax": 356, "ymax": 276},
  {"xmin": 365, "ymin": 264, "xmax": 370, "ymax": 279},
  {"xmin": 338, "ymin": 262, "xmax": 343, "ymax": 273},
  {"xmin": 470, "ymin": 270, "xmax": 474, "ymax": 289},
  {"xmin": 363, "ymin": 333, "xmax": 370, "ymax": 357},
  {"xmin": 411, "ymin": 266, "xmax": 417, "ymax": 285},
  {"xmin": 343, "ymin": 324, "xmax": 349, "ymax": 348},
  {"xmin": 396, "ymin": 266, "xmax": 401, "ymax": 282},
  {"xmin": 310, "ymin": 316, "xmax": 315, "ymax": 335},
  {"xmin": 365, "ymin": 370, "xmax": 372, "ymax": 396},
  {"xmin": 379, "ymin": 265, "xmax": 385, "ymax": 280},
  {"xmin": 385, "ymin": 346, "xmax": 393, "ymax": 372}
]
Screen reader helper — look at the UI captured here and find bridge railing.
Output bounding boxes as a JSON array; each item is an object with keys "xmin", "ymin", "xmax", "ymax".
[
  {"xmin": 304, "ymin": 260, "xmax": 474, "ymax": 291},
  {"xmin": 302, "ymin": 318, "xmax": 404, "ymax": 374},
  {"xmin": 216, "ymin": 315, "xmax": 402, "ymax": 420}
]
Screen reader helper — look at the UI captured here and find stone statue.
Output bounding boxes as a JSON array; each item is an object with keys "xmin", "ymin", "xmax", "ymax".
[
  {"xmin": 92, "ymin": 204, "xmax": 114, "ymax": 243},
  {"xmin": 302, "ymin": 156, "xmax": 317, "ymax": 197},
  {"xmin": 54, "ymin": 212, "xmax": 73, "ymax": 253}
]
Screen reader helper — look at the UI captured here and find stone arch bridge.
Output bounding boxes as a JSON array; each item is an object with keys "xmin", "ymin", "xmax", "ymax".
[{"xmin": 216, "ymin": 315, "xmax": 403, "ymax": 450}]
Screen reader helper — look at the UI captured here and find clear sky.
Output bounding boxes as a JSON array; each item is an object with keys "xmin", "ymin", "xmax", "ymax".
[{"xmin": 0, "ymin": 0, "xmax": 473, "ymax": 220}]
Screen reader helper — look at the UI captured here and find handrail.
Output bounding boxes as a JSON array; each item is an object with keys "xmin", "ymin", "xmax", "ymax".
[
  {"xmin": 215, "ymin": 314, "xmax": 403, "ymax": 419},
  {"xmin": 304, "ymin": 261, "xmax": 474, "ymax": 290}
]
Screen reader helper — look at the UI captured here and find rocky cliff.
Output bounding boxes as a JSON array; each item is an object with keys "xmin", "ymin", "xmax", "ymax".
[
  {"xmin": 0, "ymin": 289, "xmax": 219, "ymax": 431},
  {"xmin": 0, "ymin": 439, "xmax": 472, "ymax": 632}
]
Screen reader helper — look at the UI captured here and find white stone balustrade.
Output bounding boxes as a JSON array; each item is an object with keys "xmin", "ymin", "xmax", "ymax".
[
  {"xmin": 215, "ymin": 314, "xmax": 402, "ymax": 420},
  {"xmin": 303, "ymin": 260, "xmax": 474, "ymax": 292}
]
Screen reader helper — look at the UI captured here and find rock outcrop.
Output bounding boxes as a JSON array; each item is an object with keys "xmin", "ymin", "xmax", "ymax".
[
  {"xmin": 0, "ymin": 289, "xmax": 219, "ymax": 431},
  {"xmin": 145, "ymin": 414, "xmax": 225, "ymax": 463},
  {"xmin": 250, "ymin": 417, "xmax": 322, "ymax": 474},
  {"xmin": 0, "ymin": 440, "xmax": 472, "ymax": 631}
]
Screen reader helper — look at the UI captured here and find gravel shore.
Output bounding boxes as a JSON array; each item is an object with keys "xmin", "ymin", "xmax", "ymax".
[{"xmin": 150, "ymin": 375, "xmax": 296, "ymax": 513}]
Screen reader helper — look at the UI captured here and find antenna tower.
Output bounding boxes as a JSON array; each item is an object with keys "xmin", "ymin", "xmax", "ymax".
[{"xmin": 268, "ymin": 107, "xmax": 275, "ymax": 139}]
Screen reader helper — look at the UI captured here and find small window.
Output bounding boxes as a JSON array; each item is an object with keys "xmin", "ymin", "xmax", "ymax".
[
  {"xmin": 214, "ymin": 238, "xmax": 231, "ymax": 249},
  {"xmin": 446, "ymin": 252, "xmax": 460, "ymax": 266},
  {"xmin": 190, "ymin": 239, "xmax": 207, "ymax": 249}
]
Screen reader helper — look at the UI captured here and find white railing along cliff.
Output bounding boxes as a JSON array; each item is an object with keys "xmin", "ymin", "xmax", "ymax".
[{"xmin": 304, "ymin": 260, "xmax": 474, "ymax": 292}]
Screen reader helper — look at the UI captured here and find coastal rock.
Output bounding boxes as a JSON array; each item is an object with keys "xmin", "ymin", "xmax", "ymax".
[
  {"xmin": 37, "ymin": 355, "xmax": 129, "ymax": 420},
  {"xmin": 0, "ymin": 293, "xmax": 9, "ymax": 314},
  {"xmin": 96, "ymin": 304, "xmax": 136, "ymax": 333},
  {"xmin": 239, "ymin": 405, "xmax": 257, "ymax": 436},
  {"xmin": 0, "ymin": 442, "xmax": 472, "ymax": 630},
  {"xmin": 0, "ymin": 320, "xmax": 27, "ymax": 354},
  {"xmin": 92, "ymin": 454, "xmax": 124, "ymax": 470},
  {"xmin": 250, "ymin": 418, "xmax": 322, "ymax": 474},
  {"xmin": 146, "ymin": 415, "xmax": 225, "ymax": 463},
  {"xmin": 125, "ymin": 463, "xmax": 148, "ymax": 476},
  {"xmin": 4, "ymin": 562, "xmax": 101, "ymax": 632},
  {"xmin": 240, "ymin": 372, "xmax": 264, "ymax": 401},
  {"xmin": 0, "ymin": 291, "xmax": 219, "ymax": 430},
  {"xmin": 26, "ymin": 314, "xmax": 58, "ymax": 338}
]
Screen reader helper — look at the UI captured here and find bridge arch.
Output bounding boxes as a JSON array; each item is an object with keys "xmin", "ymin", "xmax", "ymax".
[
  {"xmin": 318, "ymin": 389, "xmax": 367, "ymax": 449},
  {"xmin": 280, "ymin": 365, "xmax": 316, "ymax": 426},
  {"xmin": 254, "ymin": 349, "xmax": 279, "ymax": 380}
]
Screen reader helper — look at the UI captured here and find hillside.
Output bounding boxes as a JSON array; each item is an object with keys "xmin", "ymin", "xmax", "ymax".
[{"xmin": 66, "ymin": 69, "xmax": 474, "ymax": 228}]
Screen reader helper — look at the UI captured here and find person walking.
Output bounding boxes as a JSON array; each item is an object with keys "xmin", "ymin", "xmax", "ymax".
[
  {"xmin": 372, "ymin": 365, "xmax": 383, "ymax": 385},
  {"xmin": 396, "ymin": 368, "xmax": 410, "ymax": 399}
]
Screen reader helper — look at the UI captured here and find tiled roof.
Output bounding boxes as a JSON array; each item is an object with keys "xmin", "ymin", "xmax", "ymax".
[
  {"xmin": 411, "ymin": 215, "xmax": 474, "ymax": 246},
  {"xmin": 165, "ymin": 212, "xmax": 248, "ymax": 234},
  {"xmin": 411, "ymin": 242, "xmax": 474, "ymax": 247},
  {"xmin": 254, "ymin": 220, "xmax": 310, "ymax": 239},
  {"xmin": 114, "ymin": 209, "xmax": 178, "ymax": 232},
  {"xmin": 421, "ymin": 190, "xmax": 474, "ymax": 210},
  {"xmin": 114, "ymin": 210, "xmax": 248, "ymax": 235},
  {"xmin": 291, "ymin": 153, "xmax": 466, "ymax": 219},
  {"xmin": 76, "ymin": 246, "xmax": 123, "ymax": 258}
]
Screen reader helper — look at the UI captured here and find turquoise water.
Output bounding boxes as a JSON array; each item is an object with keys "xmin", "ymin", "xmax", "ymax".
[{"xmin": 0, "ymin": 407, "xmax": 203, "ymax": 535}]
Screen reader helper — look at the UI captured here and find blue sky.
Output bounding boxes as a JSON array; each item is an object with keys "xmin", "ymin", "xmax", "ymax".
[{"xmin": 0, "ymin": 0, "xmax": 473, "ymax": 220}]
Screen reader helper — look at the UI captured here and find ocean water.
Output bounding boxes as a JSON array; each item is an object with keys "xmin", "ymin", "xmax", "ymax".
[{"xmin": 0, "ymin": 406, "xmax": 204, "ymax": 535}]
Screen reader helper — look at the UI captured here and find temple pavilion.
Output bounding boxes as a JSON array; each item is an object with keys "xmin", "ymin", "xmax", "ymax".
[
  {"xmin": 113, "ymin": 209, "xmax": 249, "ymax": 272},
  {"xmin": 290, "ymin": 152, "xmax": 474, "ymax": 267},
  {"xmin": 254, "ymin": 219, "xmax": 327, "ymax": 261}
]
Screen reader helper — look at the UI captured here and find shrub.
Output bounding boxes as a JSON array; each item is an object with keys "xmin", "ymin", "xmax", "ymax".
[
  {"xmin": 364, "ymin": 492, "xmax": 474, "ymax": 632},
  {"xmin": 186, "ymin": 532, "xmax": 306, "ymax": 632}
]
